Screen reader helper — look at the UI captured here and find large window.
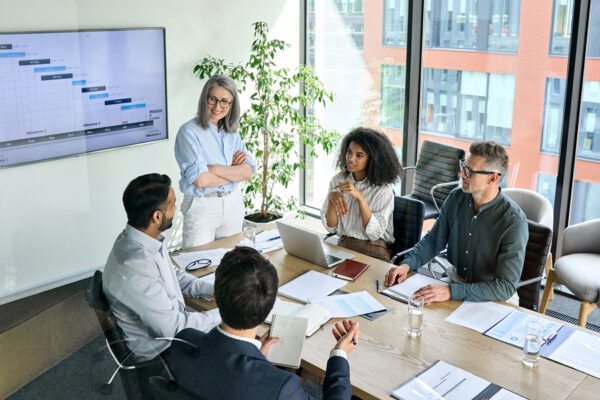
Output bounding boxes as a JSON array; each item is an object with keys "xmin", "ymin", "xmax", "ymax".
[
  {"xmin": 550, "ymin": 0, "xmax": 600, "ymax": 57},
  {"xmin": 542, "ymin": 78, "xmax": 600, "ymax": 161},
  {"xmin": 420, "ymin": 68, "xmax": 514, "ymax": 145},
  {"xmin": 304, "ymin": 0, "xmax": 600, "ymax": 231}
]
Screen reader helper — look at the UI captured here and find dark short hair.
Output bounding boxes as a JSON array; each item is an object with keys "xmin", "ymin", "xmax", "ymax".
[
  {"xmin": 215, "ymin": 247, "xmax": 279, "ymax": 330},
  {"xmin": 336, "ymin": 127, "xmax": 403, "ymax": 186},
  {"xmin": 122, "ymin": 174, "xmax": 171, "ymax": 230},
  {"xmin": 469, "ymin": 141, "xmax": 509, "ymax": 183}
]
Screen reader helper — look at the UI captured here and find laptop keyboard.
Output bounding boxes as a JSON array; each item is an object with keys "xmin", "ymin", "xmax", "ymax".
[{"xmin": 326, "ymin": 254, "xmax": 342, "ymax": 266}]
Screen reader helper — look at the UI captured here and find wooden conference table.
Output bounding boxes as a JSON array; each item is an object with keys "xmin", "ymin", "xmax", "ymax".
[{"xmin": 181, "ymin": 219, "xmax": 600, "ymax": 400}]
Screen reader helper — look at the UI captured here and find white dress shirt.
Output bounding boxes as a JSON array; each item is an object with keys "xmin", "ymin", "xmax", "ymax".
[
  {"xmin": 320, "ymin": 172, "xmax": 395, "ymax": 243},
  {"xmin": 102, "ymin": 224, "xmax": 221, "ymax": 361}
]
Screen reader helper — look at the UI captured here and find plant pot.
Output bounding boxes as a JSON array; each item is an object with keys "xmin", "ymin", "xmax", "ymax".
[{"xmin": 243, "ymin": 212, "xmax": 282, "ymax": 229}]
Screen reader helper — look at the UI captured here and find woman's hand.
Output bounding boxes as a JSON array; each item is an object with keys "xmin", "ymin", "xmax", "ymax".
[
  {"xmin": 329, "ymin": 191, "xmax": 348, "ymax": 216},
  {"xmin": 334, "ymin": 181, "xmax": 363, "ymax": 201},
  {"xmin": 231, "ymin": 150, "xmax": 247, "ymax": 166}
]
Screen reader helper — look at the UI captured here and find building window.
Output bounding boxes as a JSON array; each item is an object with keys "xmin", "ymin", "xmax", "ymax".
[
  {"xmin": 537, "ymin": 173, "xmax": 600, "ymax": 223},
  {"xmin": 420, "ymin": 68, "xmax": 514, "ymax": 144},
  {"xmin": 541, "ymin": 78, "xmax": 600, "ymax": 160},
  {"xmin": 420, "ymin": 0, "xmax": 520, "ymax": 53},
  {"xmin": 550, "ymin": 0, "xmax": 600, "ymax": 57},
  {"xmin": 383, "ymin": 0, "xmax": 408, "ymax": 46},
  {"xmin": 380, "ymin": 65, "xmax": 406, "ymax": 129}
]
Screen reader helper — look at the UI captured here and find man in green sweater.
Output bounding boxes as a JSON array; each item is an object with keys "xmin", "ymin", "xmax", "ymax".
[{"xmin": 385, "ymin": 141, "xmax": 528, "ymax": 303}]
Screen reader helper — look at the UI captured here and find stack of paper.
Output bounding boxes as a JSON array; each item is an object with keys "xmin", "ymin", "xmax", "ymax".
[
  {"xmin": 310, "ymin": 291, "xmax": 386, "ymax": 318},
  {"xmin": 445, "ymin": 301, "xmax": 514, "ymax": 333},
  {"xmin": 265, "ymin": 298, "xmax": 331, "ymax": 336},
  {"xmin": 381, "ymin": 273, "xmax": 448, "ymax": 303},
  {"xmin": 238, "ymin": 229, "xmax": 283, "ymax": 253}
]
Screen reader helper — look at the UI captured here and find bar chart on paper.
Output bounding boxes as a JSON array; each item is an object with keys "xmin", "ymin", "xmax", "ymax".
[{"xmin": 0, "ymin": 29, "xmax": 167, "ymax": 167}]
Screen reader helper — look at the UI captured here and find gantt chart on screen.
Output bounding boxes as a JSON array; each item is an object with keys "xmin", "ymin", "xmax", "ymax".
[{"xmin": 0, "ymin": 29, "xmax": 167, "ymax": 167}]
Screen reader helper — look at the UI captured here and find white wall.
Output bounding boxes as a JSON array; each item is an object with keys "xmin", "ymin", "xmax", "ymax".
[{"xmin": 0, "ymin": 0, "xmax": 300, "ymax": 303}]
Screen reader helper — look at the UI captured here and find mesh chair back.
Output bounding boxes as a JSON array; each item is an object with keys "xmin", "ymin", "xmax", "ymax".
[
  {"xmin": 390, "ymin": 196, "xmax": 425, "ymax": 258},
  {"xmin": 412, "ymin": 140, "xmax": 465, "ymax": 206},
  {"xmin": 518, "ymin": 220, "xmax": 552, "ymax": 311}
]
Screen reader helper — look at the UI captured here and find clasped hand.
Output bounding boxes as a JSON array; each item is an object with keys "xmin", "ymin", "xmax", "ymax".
[{"xmin": 329, "ymin": 181, "xmax": 363, "ymax": 216}]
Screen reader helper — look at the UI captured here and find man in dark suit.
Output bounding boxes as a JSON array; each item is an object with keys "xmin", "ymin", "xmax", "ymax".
[{"xmin": 167, "ymin": 246, "xmax": 359, "ymax": 399}]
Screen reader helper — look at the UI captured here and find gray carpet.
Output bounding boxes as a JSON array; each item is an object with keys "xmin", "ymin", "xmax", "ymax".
[{"xmin": 9, "ymin": 291, "xmax": 598, "ymax": 400}]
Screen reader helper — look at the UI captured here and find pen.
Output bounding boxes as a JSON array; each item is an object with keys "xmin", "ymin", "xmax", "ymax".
[
  {"xmin": 376, "ymin": 280, "xmax": 381, "ymax": 293},
  {"xmin": 266, "ymin": 236, "xmax": 281, "ymax": 242},
  {"xmin": 544, "ymin": 332, "xmax": 557, "ymax": 344},
  {"xmin": 352, "ymin": 335, "xmax": 357, "ymax": 345}
]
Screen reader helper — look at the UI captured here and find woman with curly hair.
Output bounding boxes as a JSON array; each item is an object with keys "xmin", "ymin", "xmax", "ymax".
[{"xmin": 320, "ymin": 127, "xmax": 402, "ymax": 261}]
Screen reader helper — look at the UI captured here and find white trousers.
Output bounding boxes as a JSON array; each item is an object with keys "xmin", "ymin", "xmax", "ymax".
[{"xmin": 181, "ymin": 189, "xmax": 245, "ymax": 249}]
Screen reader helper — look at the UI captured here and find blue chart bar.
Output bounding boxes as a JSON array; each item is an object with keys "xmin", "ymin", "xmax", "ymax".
[
  {"xmin": 72, "ymin": 80, "xmax": 86, "ymax": 85},
  {"xmin": 89, "ymin": 93, "xmax": 109, "ymax": 99},
  {"xmin": 121, "ymin": 103, "xmax": 146, "ymax": 110},
  {"xmin": 105, "ymin": 98, "xmax": 131, "ymax": 105},
  {"xmin": 0, "ymin": 52, "xmax": 26, "ymax": 58},
  {"xmin": 34, "ymin": 65, "xmax": 66, "ymax": 73}
]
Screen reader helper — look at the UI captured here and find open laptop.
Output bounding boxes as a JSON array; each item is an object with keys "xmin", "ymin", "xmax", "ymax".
[{"xmin": 275, "ymin": 221, "xmax": 355, "ymax": 268}]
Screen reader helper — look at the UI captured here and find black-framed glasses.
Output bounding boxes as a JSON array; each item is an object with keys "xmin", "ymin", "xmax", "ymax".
[
  {"xmin": 459, "ymin": 159, "xmax": 501, "ymax": 179},
  {"xmin": 207, "ymin": 96, "xmax": 232, "ymax": 108},
  {"xmin": 185, "ymin": 258, "xmax": 211, "ymax": 271}
]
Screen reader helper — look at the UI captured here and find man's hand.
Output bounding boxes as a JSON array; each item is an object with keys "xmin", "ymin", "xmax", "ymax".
[
  {"xmin": 334, "ymin": 181, "xmax": 363, "ymax": 201},
  {"xmin": 329, "ymin": 191, "xmax": 349, "ymax": 216},
  {"xmin": 258, "ymin": 330, "xmax": 280, "ymax": 356},
  {"xmin": 385, "ymin": 264, "xmax": 410, "ymax": 287},
  {"xmin": 332, "ymin": 319, "xmax": 359, "ymax": 355},
  {"xmin": 231, "ymin": 150, "xmax": 247, "ymax": 166},
  {"xmin": 413, "ymin": 284, "xmax": 451, "ymax": 303}
]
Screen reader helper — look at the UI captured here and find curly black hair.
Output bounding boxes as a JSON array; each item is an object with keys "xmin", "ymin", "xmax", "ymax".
[{"xmin": 336, "ymin": 127, "xmax": 403, "ymax": 186}]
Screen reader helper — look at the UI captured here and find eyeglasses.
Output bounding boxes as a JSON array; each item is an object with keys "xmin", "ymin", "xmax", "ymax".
[
  {"xmin": 459, "ymin": 159, "xmax": 501, "ymax": 179},
  {"xmin": 185, "ymin": 258, "xmax": 211, "ymax": 271},
  {"xmin": 207, "ymin": 96, "xmax": 232, "ymax": 109}
]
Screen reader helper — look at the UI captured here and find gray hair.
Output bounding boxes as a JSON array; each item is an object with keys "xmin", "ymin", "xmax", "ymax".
[
  {"xmin": 469, "ymin": 141, "xmax": 509, "ymax": 183},
  {"xmin": 196, "ymin": 75, "xmax": 240, "ymax": 133}
]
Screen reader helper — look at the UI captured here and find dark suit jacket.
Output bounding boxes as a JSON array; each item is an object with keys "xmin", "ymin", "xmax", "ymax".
[{"xmin": 167, "ymin": 327, "xmax": 352, "ymax": 400}]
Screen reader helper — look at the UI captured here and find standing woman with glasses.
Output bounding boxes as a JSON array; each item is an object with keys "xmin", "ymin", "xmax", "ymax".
[
  {"xmin": 175, "ymin": 75, "xmax": 255, "ymax": 248},
  {"xmin": 321, "ymin": 127, "xmax": 402, "ymax": 261}
]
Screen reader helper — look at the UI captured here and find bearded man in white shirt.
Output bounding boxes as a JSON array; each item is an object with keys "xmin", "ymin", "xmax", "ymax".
[{"xmin": 102, "ymin": 173, "xmax": 220, "ymax": 396}]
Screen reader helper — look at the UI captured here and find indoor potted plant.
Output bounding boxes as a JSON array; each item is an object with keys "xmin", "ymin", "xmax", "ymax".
[{"xmin": 193, "ymin": 21, "xmax": 339, "ymax": 224}]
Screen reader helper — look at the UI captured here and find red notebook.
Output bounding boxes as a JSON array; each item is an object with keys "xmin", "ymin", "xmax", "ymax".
[{"xmin": 331, "ymin": 259, "xmax": 370, "ymax": 281}]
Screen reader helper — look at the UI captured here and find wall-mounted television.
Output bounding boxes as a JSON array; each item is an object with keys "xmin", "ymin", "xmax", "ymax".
[{"xmin": 0, "ymin": 28, "xmax": 167, "ymax": 168}]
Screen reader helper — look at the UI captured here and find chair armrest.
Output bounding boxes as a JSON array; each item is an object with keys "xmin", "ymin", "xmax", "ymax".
[
  {"xmin": 430, "ymin": 181, "xmax": 459, "ymax": 213},
  {"xmin": 391, "ymin": 247, "xmax": 413, "ymax": 265}
]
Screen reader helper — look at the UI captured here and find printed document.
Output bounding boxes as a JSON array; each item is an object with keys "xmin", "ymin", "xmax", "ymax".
[
  {"xmin": 391, "ymin": 360, "xmax": 526, "ymax": 400},
  {"xmin": 172, "ymin": 248, "xmax": 230, "ymax": 269},
  {"xmin": 484, "ymin": 310, "xmax": 561, "ymax": 349},
  {"xmin": 310, "ymin": 291, "xmax": 386, "ymax": 318},
  {"xmin": 445, "ymin": 301, "xmax": 514, "ymax": 333},
  {"xmin": 546, "ymin": 330, "xmax": 600, "ymax": 379},
  {"xmin": 382, "ymin": 273, "xmax": 448, "ymax": 303}
]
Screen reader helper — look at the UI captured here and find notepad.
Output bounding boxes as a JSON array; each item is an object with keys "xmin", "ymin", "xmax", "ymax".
[
  {"xmin": 266, "ymin": 314, "xmax": 308, "ymax": 368},
  {"xmin": 331, "ymin": 259, "xmax": 370, "ymax": 281},
  {"xmin": 278, "ymin": 270, "xmax": 347, "ymax": 303},
  {"xmin": 265, "ymin": 298, "xmax": 331, "ymax": 337},
  {"xmin": 381, "ymin": 273, "xmax": 448, "ymax": 303}
]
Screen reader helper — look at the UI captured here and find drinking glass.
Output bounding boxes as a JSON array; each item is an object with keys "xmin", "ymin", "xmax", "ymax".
[
  {"xmin": 407, "ymin": 294, "xmax": 424, "ymax": 337},
  {"xmin": 523, "ymin": 320, "xmax": 543, "ymax": 367},
  {"xmin": 243, "ymin": 227, "xmax": 256, "ymax": 246}
]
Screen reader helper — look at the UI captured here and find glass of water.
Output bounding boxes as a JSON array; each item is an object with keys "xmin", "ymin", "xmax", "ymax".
[
  {"xmin": 407, "ymin": 293, "xmax": 424, "ymax": 337},
  {"xmin": 243, "ymin": 227, "xmax": 256, "ymax": 247},
  {"xmin": 523, "ymin": 320, "xmax": 543, "ymax": 367}
]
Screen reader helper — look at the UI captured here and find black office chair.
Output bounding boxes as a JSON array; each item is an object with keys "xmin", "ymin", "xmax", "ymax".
[
  {"xmin": 517, "ymin": 220, "xmax": 553, "ymax": 311},
  {"xmin": 86, "ymin": 270, "xmax": 173, "ymax": 400},
  {"xmin": 403, "ymin": 140, "xmax": 465, "ymax": 220},
  {"xmin": 390, "ymin": 196, "xmax": 425, "ymax": 265},
  {"xmin": 149, "ymin": 376, "xmax": 198, "ymax": 400}
]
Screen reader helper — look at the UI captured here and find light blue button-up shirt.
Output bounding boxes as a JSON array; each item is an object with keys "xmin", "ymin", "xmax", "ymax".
[{"xmin": 174, "ymin": 118, "xmax": 256, "ymax": 196}]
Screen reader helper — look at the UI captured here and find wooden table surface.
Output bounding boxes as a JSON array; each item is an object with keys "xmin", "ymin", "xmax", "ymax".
[{"xmin": 179, "ymin": 218, "xmax": 600, "ymax": 400}]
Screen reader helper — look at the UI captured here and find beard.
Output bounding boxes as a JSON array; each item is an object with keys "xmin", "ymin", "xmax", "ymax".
[{"xmin": 158, "ymin": 216, "xmax": 173, "ymax": 232}]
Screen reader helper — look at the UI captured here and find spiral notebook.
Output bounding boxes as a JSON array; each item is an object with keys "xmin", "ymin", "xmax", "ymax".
[{"xmin": 266, "ymin": 315, "xmax": 308, "ymax": 368}]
